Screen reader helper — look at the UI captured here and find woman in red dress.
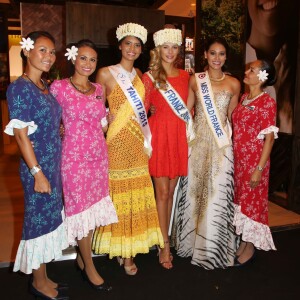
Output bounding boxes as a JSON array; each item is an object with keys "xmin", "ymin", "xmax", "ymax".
[
  {"xmin": 232, "ymin": 59, "xmax": 278, "ymax": 265},
  {"xmin": 142, "ymin": 28, "xmax": 190, "ymax": 269}
]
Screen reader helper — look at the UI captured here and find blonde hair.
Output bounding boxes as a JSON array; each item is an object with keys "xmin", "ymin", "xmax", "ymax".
[{"xmin": 149, "ymin": 45, "xmax": 181, "ymax": 90}]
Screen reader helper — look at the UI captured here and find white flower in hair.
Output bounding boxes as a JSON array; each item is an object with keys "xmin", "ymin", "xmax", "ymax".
[
  {"xmin": 65, "ymin": 45, "xmax": 78, "ymax": 61},
  {"xmin": 20, "ymin": 37, "xmax": 34, "ymax": 51},
  {"xmin": 257, "ymin": 70, "xmax": 269, "ymax": 82}
]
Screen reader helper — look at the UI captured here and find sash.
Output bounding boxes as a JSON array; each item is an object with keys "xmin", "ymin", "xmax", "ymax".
[
  {"xmin": 109, "ymin": 64, "xmax": 152, "ymax": 157},
  {"xmin": 146, "ymin": 71, "xmax": 195, "ymax": 144},
  {"xmin": 195, "ymin": 71, "xmax": 230, "ymax": 149}
]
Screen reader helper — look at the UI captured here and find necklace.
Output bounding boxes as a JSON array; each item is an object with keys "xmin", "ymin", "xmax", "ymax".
[
  {"xmin": 23, "ymin": 73, "xmax": 47, "ymax": 91},
  {"xmin": 70, "ymin": 77, "xmax": 92, "ymax": 94},
  {"xmin": 209, "ymin": 72, "xmax": 225, "ymax": 82},
  {"xmin": 243, "ymin": 91, "xmax": 265, "ymax": 105}
]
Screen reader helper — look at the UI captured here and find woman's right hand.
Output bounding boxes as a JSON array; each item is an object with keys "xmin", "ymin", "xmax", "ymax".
[{"xmin": 34, "ymin": 172, "xmax": 52, "ymax": 194}]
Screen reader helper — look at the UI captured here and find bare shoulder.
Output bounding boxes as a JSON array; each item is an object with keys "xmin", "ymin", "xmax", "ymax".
[
  {"xmin": 225, "ymin": 74, "xmax": 241, "ymax": 92},
  {"xmin": 189, "ymin": 74, "xmax": 198, "ymax": 91},
  {"xmin": 96, "ymin": 66, "xmax": 112, "ymax": 84}
]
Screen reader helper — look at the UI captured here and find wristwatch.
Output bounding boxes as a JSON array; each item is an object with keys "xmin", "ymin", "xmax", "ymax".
[
  {"xmin": 30, "ymin": 164, "xmax": 42, "ymax": 176},
  {"xmin": 256, "ymin": 165, "xmax": 264, "ymax": 172}
]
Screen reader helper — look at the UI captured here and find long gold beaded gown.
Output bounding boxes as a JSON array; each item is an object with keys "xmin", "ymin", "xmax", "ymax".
[
  {"xmin": 172, "ymin": 90, "xmax": 239, "ymax": 269},
  {"xmin": 92, "ymin": 75, "xmax": 163, "ymax": 258}
]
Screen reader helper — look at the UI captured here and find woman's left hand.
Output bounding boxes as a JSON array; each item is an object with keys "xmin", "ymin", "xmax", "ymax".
[{"xmin": 249, "ymin": 169, "xmax": 262, "ymax": 189}]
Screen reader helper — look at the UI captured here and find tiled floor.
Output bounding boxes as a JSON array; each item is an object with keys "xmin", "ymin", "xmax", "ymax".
[{"xmin": 1, "ymin": 141, "xmax": 300, "ymax": 265}]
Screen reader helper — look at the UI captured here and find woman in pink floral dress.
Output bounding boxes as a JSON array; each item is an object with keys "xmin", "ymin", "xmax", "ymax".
[
  {"xmin": 50, "ymin": 39, "xmax": 117, "ymax": 291},
  {"xmin": 232, "ymin": 59, "xmax": 278, "ymax": 266}
]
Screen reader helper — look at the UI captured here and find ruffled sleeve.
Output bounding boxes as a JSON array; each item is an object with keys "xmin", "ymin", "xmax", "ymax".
[
  {"xmin": 4, "ymin": 119, "xmax": 37, "ymax": 136},
  {"xmin": 258, "ymin": 94, "xmax": 278, "ymax": 139},
  {"xmin": 257, "ymin": 125, "xmax": 279, "ymax": 140}
]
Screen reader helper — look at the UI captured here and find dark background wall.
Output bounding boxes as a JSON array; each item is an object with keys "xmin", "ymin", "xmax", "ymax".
[{"xmin": 65, "ymin": 2, "xmax": 164, "ymax": 76}]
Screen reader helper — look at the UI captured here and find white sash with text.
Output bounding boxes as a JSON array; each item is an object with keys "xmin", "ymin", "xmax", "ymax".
[
  {"xmin": 146, "ymin": 71, "xmax": 195, "ymax": 144},
  {"xmin": 195, "ymin": 71, "xmax": 230, "ymax": 149},
  {"xmin": 109, "ymin": 64, "xmax": 152, "ymax": 157}
]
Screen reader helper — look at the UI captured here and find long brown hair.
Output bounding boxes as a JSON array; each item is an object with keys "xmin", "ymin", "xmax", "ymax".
[{"xmin": 149, "ymin": 45, "xmax": 181, "ymax": 90}]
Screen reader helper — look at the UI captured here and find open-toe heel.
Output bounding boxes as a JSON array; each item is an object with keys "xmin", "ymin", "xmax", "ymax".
[
  {"xmin": 158, "ymin": 240, "xmax": 173, "ymax": 270},
  {"xmin": 117, "ymin": 257, "xmax": 138, "ymax": 275},
  {"xmin": 124, "ymin": 263, "xmax": 138, "ymax": 276}
]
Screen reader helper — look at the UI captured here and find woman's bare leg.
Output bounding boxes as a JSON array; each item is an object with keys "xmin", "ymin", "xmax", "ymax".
[
  {"xmin": 32, "ymin": 264, "xmax": 58, "ymax": 298},
  {"xmin": 153, "ymin": 176, "xmax": 173, "ymax": 269},
  {"xmin": 77, "ymin": 230, "xmax": 104, "ymax": 285}
]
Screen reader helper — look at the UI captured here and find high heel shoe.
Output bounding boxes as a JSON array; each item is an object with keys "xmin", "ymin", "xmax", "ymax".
[
  {"xmin": 157, "ymin": 241, "xmax": 173, "ymax": 270},
  {"xmin": 29, "ymin": 282, "xmax": 69, "ymax": 300},
  {"xmin": 234, "ymin": 250, "xmax": 256, "ymax": 267},
  {"xmin": 55, "ymin": 283, "xmax": 68, "ymax": 291},
  {"xmin": 29, "ymin": 275, "xmax": 68, "ymax": 291},
  {"xmin": 117, "ymin": 257, "xmax": 138, "ymax": 276},
  {"xmin": 81, "ymin": 268, "xmax": 112, "ymax": 291}
]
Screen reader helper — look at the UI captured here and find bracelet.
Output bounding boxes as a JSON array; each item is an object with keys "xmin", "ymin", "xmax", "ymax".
[
  {"xmin": 30, "ymin": 164, "xmax": 42, "ymax": 176},
  {"xmin": 256, "ymin": 165, "xmax": 264, "ymax": 172}
]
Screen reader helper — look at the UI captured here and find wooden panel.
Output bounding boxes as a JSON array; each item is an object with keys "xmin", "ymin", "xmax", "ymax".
[
  {"xmin": 20, "ymin": 4, "xmax": 67, "ymax": 81},
  {"xmin": 21, "ymin": 3, "xmax": 65, "ymax": 52},
  {"xmin": 66, "ymin": 3, "xmax": 165, "ymax": 46}
]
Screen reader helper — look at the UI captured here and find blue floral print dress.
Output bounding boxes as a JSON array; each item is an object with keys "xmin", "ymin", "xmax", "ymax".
[{"xmin": 5, "ymin": 77, "xmax": 68, "ymax": 274}]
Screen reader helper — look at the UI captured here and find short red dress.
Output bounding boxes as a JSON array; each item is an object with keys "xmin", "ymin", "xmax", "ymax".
[
  {"xmin": 232, "ymin": 92, "xmax": 278, "ymax": 251},
  {"xmin": 142, "ymin": 70, "xmax": 189, "ymax": 179}
]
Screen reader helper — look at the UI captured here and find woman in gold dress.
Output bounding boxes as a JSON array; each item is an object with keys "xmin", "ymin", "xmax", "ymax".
[
  {"xmin": 92, "ymin": 23, "xmax": 163, "ymax": 275},
  {"xmin": 173, "ymin": 37, "xmax": 240, "ymax": 270}
]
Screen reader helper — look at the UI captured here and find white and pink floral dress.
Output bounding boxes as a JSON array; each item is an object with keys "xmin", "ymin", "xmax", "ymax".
[
  {"xmin": 232, "ymin": 92, "xmax": 278, "ymax": 251},
  {"xmin": 50, "ymin": 79, "xmax": 118, "ymax": 246}
]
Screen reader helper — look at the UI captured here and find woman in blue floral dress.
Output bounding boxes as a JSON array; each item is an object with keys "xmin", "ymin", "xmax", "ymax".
[{"xmin": 4, "ymin": 31, "xmax": 68, "ymax": 299}]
